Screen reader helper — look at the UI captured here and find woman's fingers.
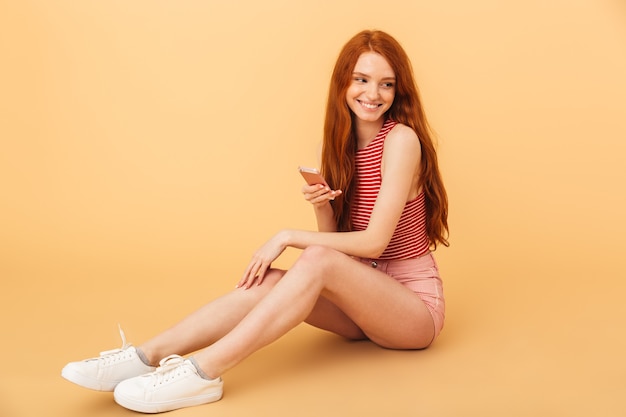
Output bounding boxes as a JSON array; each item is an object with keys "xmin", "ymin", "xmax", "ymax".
[
  {"xmin": 238, "ymin": 256, "xmax": 271, "ymax": 289},
  {"xmin": 238, "ymin": 259, "xmax": 259, "ymax": 288},
  {"xmin": 302, "ymin": 184, "xmax": 342, "ymax": 205},
  {"xmin": 238, "ymin": 232, "xmax": 286, "ymax": 289},
  {"xmin": 301, "ymin": 183, "xmax": 326, "ymax": 198}
]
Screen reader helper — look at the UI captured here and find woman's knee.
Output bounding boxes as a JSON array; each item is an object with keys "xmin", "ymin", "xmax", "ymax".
[
  {"xmin": 299, "ymin": 245, "xmax": 343, "ymax": 268},
  {"xmin": 293, "ymin": 246, "xmax": 347, "ymax": 288},
  {"xmin": 262, "ymin": 268, "xmax": 287, "ymax": 286},
  {"xmin": 239, "ymin": 269, "xmax": 286, "ymax": 297}
]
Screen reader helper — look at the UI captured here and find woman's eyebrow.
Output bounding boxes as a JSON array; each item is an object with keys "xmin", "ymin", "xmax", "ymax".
[{"xmin": 352, "ymin": 71, "xmax": 396, "ymax": 80}]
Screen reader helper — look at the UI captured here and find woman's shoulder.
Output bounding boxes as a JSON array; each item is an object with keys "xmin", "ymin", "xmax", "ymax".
[{"xmin": 386, "ymin": 121, "xmax": 420, "ymax": 145}]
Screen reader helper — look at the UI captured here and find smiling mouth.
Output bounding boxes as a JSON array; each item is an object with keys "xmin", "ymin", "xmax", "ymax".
[{"xmin": 358, "ymin": 100, "xmax": 381, "ymax": 109}]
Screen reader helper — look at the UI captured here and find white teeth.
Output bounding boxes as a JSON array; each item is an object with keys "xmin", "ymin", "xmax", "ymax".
[{"xmin": 360, "ymin": 101, "xmax": 379, "ymax": 109}]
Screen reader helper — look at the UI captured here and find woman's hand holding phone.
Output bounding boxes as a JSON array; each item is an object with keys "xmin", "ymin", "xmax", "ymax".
[{"xmin": 298, "ymin": 167, "xmax": 342, "ymax": 207}]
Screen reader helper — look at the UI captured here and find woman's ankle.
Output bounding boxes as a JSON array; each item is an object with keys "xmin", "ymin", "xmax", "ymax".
[{"xmin": 135, "ymin": 346, "xmax": 157, "ymax": 367}]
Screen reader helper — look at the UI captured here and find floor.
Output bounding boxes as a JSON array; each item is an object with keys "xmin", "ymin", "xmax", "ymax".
[{"xmin": 2, "ymin": 246, "xmax": 623, "ymax": 417}]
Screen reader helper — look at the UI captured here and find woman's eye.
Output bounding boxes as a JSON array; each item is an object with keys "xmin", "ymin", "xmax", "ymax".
[{"xmin": 382, "ymin": 82, "xmax": 394, "ymax": 88}]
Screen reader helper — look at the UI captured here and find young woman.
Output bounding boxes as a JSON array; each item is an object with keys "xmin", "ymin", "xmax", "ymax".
[{"xmin": 62, "ymin": 30, "xmax": 449, "ymax": 413}]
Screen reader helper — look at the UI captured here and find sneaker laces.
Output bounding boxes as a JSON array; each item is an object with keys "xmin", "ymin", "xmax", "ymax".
[
  {"xmin": 93, "ymin": 324, "xmax": 134, "ymax": 365},
  {"xmin": 150, "ymin": 355, "xmax": 191, "ymax": 387}
]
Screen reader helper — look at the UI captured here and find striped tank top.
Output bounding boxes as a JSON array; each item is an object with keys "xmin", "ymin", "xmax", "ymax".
[{"xmin": 351, "ymin": 118, "xmax": 430, "ymax": 260}]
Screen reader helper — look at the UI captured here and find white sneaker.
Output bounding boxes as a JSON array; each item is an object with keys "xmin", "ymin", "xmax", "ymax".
[
  {"xmin": 61, "ymin": 326, "xmax": 155, "ymax": 391},
  {"xmin": 114, "ymin": 355, "xmax": 223, "ymax": 413}
]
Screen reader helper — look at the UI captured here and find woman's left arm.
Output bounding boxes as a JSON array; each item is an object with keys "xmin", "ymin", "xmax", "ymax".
[{"xmin": 238, "ymin": 125, "xmax": 421, "ymax": 288}]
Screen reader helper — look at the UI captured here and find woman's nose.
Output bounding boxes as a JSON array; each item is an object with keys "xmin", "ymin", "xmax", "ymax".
[{"xmin": 365, "ymin": 84, "xmax": 379, "ymax": 100}]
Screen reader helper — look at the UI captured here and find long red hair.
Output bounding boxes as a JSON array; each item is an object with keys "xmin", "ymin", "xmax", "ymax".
[{"xmin": 321, "ymin": 30, "xmax": 449, "ymax": 249}]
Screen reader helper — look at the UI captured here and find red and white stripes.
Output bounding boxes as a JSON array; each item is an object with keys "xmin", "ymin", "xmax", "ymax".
[{"xmin": 351, "ymin": 119, "xmax": 429, "ymax": 259}]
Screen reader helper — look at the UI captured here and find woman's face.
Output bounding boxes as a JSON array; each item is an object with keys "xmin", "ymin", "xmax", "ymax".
[{"xmin": 345, "ymin": 52, "xmax": 396, "ymax": 123}]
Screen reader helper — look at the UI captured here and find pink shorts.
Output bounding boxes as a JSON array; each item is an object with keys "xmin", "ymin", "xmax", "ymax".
[{"xmin": 356, "ymin": 252, "xmax": 445, "ymax": 343}]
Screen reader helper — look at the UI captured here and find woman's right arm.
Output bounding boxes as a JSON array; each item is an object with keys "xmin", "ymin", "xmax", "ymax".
[
  {"xmin": 302, "ymin": 183, "xmax": 341, "ymax": 232},
  {"xmin": 313, "ymin": 201, "xmax": 337, "ymax": 232}
]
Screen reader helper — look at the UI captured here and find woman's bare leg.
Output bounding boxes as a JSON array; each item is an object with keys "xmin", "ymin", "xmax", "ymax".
[
  {"xmin": 193, "ymin": 245, "xmax": 435, "ymax": 378},
  {"xmin": 304, "ymin": 296, "xmax": 368, "ymax": 340},
  {"xmin": 138, "ymin": 269, "xmax": 286, "ymax": 366}
]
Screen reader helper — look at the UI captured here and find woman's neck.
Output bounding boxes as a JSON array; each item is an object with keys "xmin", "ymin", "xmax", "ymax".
[{"xmin": 355, "ymin": 118, "xmax": 385, "ymax": 149}]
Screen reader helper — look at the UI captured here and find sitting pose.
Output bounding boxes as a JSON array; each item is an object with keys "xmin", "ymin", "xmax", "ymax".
[{"xmin": 62, "ymin": 29, "xmax": 449, "ymax": 413}]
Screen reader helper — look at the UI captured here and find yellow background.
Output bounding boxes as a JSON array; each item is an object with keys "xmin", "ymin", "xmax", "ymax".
[{"xmin": 1, "ymin": 1, "xmax": 625, "ymax": 416}]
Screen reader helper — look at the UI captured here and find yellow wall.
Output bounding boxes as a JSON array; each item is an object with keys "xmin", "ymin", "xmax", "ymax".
[{"xmin": 1, "ymin": 1, "xmax": 625, "ymax": 416}]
